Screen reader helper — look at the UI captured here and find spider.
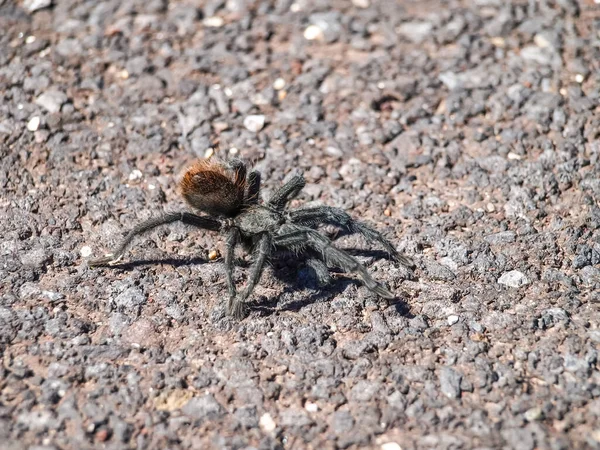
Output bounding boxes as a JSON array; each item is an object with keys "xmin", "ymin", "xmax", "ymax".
[{"xmin": 89, "ymin": 158, "xmax": 413, "ymax": 319}]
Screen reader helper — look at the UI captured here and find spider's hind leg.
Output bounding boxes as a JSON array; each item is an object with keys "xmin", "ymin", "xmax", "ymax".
[
  {"xmin": 275, "ymin": 225, "xmax": 395, "ymax": 299},
  {"xmin": 288, "ymin": 206, "xmax": 413, "ymax": 268},
  {"xmin": 305, "ymin": 257, "xmax": 332, "ymax": 287}
]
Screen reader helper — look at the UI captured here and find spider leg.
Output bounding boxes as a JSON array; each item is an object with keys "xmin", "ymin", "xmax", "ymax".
[
  {"xmin": 228, "ymin": 233, "xmax": 272, "ymax": 319},
  {"xmin": 305, "ymin": 256, "xmax": 332, "ymax": 287},
  {"xmin": 89, "ymin": 212, "xmax": 221, "ymax": 267},
  {"xmin": 268, "ymin": 174, "xmax": 306, "ymax": 211},
  {"xmin": 274, "ymin": 225, "xmax": 394, "ymax": 299},
  {"xmin": 246, "ymin": 170, "xmax": 261, "ymax": 205},
  {"xmin": 224, "ymin": 227, "xmax": 240, "ymax": 301},
  {"xmin": 288, "ymin": 206, "xmax": 413, "ymax": 267}
]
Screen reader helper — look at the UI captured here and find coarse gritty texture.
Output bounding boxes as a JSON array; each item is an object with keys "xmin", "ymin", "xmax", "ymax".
[{"xmin": 0, "ymin": 0, "xmax": 599, "ymax": 449}]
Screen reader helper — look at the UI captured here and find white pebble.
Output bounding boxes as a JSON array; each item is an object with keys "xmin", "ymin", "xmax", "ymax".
[
  {"xmin": 352, "ymin": 0, "xmax": 370, "ymax": 8},
  {"xmin": 574, "ymin": 74, "xmax": 584, "ymax": 83},
  {"xmin": 27, "ymin": 116, "xmax": 40, "ymax": 132},
  {"xmin": 80, "ymin": 246, "xmax": 93, "ymax": 258},
  {"xmin": 203, "ymin": 16, "xmax": 224, "ymax": 27},
  {"xmin": 229, "ymin": 147, "xmax": 239, "ymax": 155},
  {"xmin": 23, "ymin": 0, "xmax": 51, "ymax": 12},
  {"xmin": 381, "ymin": 443, "xmax": 402, "ymax": 450},
  {"xmin": 534, "ymin": 33, "xmax": 551, "ymax": 49},
  {"xmin": 325, "ymin": 146, "xmax": 343, "ymax": 157},
  {"xmin": 259, "ymin": 413, "xmax": 276, "ymax": 433},
  {"xmin": 273, "ymin": 78, "xmax": 286, "ymax": 90},
  {"xmin": 304, "ymin": 24, "xmax": 324, "ymax": 41},
  {"xmin": 204, "ymin": 148, "xmax": 214, "ymax": 159},
  {"xmin": 305, "ymin": 402, "xmax": 318, "ymax": 412},
  {"xmin": 243, "ymin": 114, "xmax": 266, "ymax": 132},
  {"xmin": 447, "ymin": 315, "xmax": 459, "ymax": 326},
  {"xmin": 128, "ymin": 169, "xmax": 143, "ymax": 181},
  {"xmin": 25, "ymin": 35, "xmax": 36, "ymax": 44},
  {"xmin": 498, "ymin": 270, "xmax": 529, "ymax": 288}
]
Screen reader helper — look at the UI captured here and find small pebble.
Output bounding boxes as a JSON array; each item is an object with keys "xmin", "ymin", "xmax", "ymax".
[
  {"xmin": 498, "ymin": 270, "xmax": 529, "ymax": 288},
  {"xmin": 381, "ymin": 443, "xmax": 402, "ymax": 450},
  {"xmin": 229, "ymin": 147, "xmax": 239, "ymax": 156},
  {"xmin": 352, "ymin": 0, "xmax": 370, "ymax": 8},
  {"xmin": 490, "ymin": 36, "xmax": 506, "ymax": 47},
  {"xmin": 396, "ymin": 21, "xmax": 433, "ymax": 44},
  {"xmin": 259, "ymin": 413, "xmax": 276, "ymax": 433},
  {"xmin": 486, "ymin": 202, "xmax": 496, "ymax": 212},
  {"xmin": 384, "ymin": 208, "xmax": 391, "ymax": 217},
  {"xmin": 23, "ymin": 0, "xmax": 51, "ymax": 12},
  {"xmin": 574, "ymin": 74, "xmax": 584, "ymax": 83},
  {"xmin": 243, "ymin": 114, "xmax": 266, "ymax": 132},
  {"xmin": 35, "ymin": 90, "xmax": 67, "ymax": 114},
  {"xmin": 304, "ymin": 25, "xmax": 324, "ymax": 41},
  {"xmin": 128, "ymin": 169, "xmax": 143, "ymax": 181},
  {"xmin": 213, "ymin": 122, "xmax": 228, "ymax": 133},
  {"xmin": 203, "ymin": 16, "xmax": 224, "ymax": 27},
  {"xmin": 524, "ymin": 407, "xmax": 544, "ymax": 422},
  {"xmin": 448, "ymin": 315, "xmax": 459, "ymax": 326},
  {"xmin": 208, "ymin": 250, "xmax": 219, "ymax": 260},
  {"xmin": 27, "ymin": 116, "xmax": 40, "ymax": 132},
  {"xmin": 204, "ymin": 148, "xmax": 214, "ymax": 159},
  {"xmin": 305, "ymin": 402, "xmax": 318, "ymax": 413},
  {"xmin": 273, "ymin": 78, "xmax": 286, "ymax": 90},
  {"xmin": 80, "ymin": 246, "xmax": 93, "ymax": 258},
  {"xmin": 95, "ymin": 428, "xmax": 109, "ymax": 442},
  {"xmin": 325, "ymin": 146, "xmax": 343, "ymax": 157},
  {"xmin": 25, "ymin": 35, "xmax": 36, "ymax": 44}
]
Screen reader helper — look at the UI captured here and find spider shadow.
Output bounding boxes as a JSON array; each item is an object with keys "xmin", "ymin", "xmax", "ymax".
[
  {"xmin": 93, "ymin": 256, "xmax": 210, "ymax": 270},
  {"xmin": 253, "ymin": 250, "xmax": 413, "ymax": 317},
  {"xmin": 92, "ymin": 249, "xmax": 413, "ymax": 318},
  {"xmin": 253, "ymin": 274, "xmax": 413, "ymax": 318}
]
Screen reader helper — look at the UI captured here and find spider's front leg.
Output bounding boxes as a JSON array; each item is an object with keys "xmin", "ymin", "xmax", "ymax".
[
  {"xmin": 89, "ymin": 212, "xmax": 221, "ymax": 266},
  {"xmin": 224, "ymin": 227, "xmax": 240, "ymax": 302},
  {"xmin": 268, "ymin": 173, "xmax": 306, "ymax": 211},
  {"xmin": 227, "ymin": 233, "xmax": 272, "ymax": 319}
]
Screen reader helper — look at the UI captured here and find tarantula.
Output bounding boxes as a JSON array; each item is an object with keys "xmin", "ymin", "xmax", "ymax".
[{"xmin": 89, "ymin": 158, "xmax": 413, "ymax": 319}]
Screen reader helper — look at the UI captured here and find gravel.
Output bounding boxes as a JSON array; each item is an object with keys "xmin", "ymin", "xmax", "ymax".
[{"xmin": 1, "ymin": 0, "xmax": 598, "ymax": 448}]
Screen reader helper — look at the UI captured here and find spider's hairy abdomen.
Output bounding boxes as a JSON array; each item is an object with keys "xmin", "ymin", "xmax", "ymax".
[{"xmin": 180, "ymin": 159, "xmax": 246, "ymax": 217}]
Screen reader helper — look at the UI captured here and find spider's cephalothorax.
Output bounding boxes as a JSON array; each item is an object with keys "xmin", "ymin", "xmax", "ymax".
[{"xmin": 90, "ymin": 158, "xmax": 413, "ymax": 319}]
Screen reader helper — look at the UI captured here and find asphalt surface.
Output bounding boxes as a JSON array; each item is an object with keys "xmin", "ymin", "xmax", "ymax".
[{"xmin": 1, "ymin": 0, "xmax": 599, "ymax": 449}]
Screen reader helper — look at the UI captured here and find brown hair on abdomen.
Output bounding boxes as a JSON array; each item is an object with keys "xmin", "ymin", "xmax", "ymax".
[{"xmin": 180, "ymin": 159, "xmax": 246, "ymax": 217}]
